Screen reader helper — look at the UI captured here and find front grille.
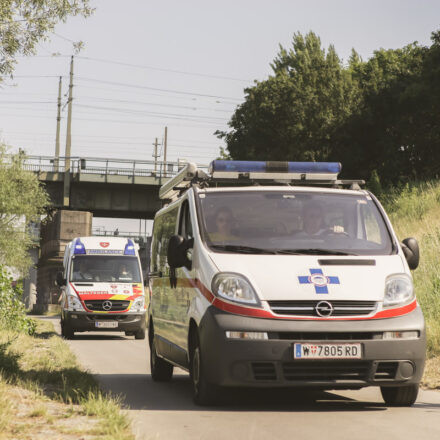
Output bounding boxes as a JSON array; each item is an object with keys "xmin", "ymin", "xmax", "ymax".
[
  {"xmin": 374, "ymin": 362, "xmax": 398, "ymax": 380},
  {"xmin": 268, "ymin": 300, "xmax": 377, "ymax": 317},
  {"xmin": 84, "ymin": 300, "xmax": 129, "ymax": 312},
  {"xmin": 283, "ymin": 361, "xmax": 370, "ymax": 381},
  {"xmin": 251, "ymin": 362, "xmax": 277, "ymax": 381},
  {"xmin": 272, "ymin": 332, "xmax": 378, "ymax": 340}
]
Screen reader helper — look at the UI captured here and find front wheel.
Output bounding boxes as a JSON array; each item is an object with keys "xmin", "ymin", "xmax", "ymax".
[
  {"xmin": 60, "ymin": 319, "xmax": 74, "ymax": 340},
  {"xmin": 190, "ymin": 331, "xmax": 219, "ymax": 406},
  {"xmin": 381, "ymin": 384, "xmax": 419, "ymax": 406},
  {"xmin": 150, "ymin": 336, "xmax": 173, "ymax": 381},
  {"xmin": 134, "ymin": 328, "xmax": 146, "ymax": 340}
]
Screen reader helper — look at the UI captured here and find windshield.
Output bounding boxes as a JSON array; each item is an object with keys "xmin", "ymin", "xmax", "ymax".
[
  {"xmin": 197, "ymin": 190, "xmax": 393, "ymax": 256},
  {"xmin": 70, "ymin": 256, "xmax": 142, "ymax": 282}
]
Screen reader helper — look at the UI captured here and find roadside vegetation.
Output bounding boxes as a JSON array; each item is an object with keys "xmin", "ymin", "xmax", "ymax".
[
  {"xmin": 380, "ymin": 181, "xmax": 440, "ymax": 388},
  {"xmin": 0, "ymin": 318, "xmax": 134, "ymax": 440}
]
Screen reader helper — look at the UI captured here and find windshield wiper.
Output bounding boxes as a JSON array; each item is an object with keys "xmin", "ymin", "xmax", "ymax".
[
  {"xmin": 277, "ymin": 248, "xmax": 358, "ymax": 256},
  {"xmin": 210, "ymin": 244, "xmax": 277, "ymax": 254}
]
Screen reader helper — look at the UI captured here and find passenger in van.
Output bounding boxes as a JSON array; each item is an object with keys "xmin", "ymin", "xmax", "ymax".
[
  {"xmin": 73, "ymin": 261, "xmax": 94, "ymax": 281},
  {"xmin": 209, "ymin": 207, "xmax": 238, "ymax": 242}
]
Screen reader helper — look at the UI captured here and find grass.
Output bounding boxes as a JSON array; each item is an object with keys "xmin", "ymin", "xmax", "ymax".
[
  {"xmin": 380, "ymin": 181, "xmax": 440, "ymax": 358},
  {"xmin": 0, "ymin": 319, "xmax": 134, "ymax": 440}
]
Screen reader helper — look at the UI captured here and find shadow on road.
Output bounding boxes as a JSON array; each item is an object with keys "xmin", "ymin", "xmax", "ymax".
[{"xmin": 95, "ymin": 373, "xmax": 393, "ymax": 412}]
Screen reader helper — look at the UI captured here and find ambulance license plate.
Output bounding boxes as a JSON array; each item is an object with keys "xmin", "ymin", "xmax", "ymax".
[
  {"xmin": 95, "ymin": 321, "xmax": 118, "ymax": 329},
  {"xmin": 293, "ymin": 343, "xmax": 362, "ymax": 359}
]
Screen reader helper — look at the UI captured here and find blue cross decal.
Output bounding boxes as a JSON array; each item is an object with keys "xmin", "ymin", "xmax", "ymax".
[{"xmin": 298, "ymin": 268, "xmax": 340, "ymax": 294}]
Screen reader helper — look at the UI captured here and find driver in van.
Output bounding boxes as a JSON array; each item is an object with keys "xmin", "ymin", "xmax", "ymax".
[
  {"xmin": 209, "ymin": 206, "xmax": 238, "ymax": 242},
  {"xmin": 117, "ymin": 264, "xmax": 132, "ymax": 280},
  {"xmin": 297, "ymin": 202, "xmax": 345, "ymax": 237}
]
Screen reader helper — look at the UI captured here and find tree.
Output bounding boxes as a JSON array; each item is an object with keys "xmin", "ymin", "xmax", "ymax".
[
  {"xmin": 0, "ymin": 145, "xmax": 48, "ymax": 272},
  {"xmin": 0, "ymin": 0, "xmax": 93, "ymax": 79},
  {"xmin": 217, "ymin": 32, "xmax": 360, "ymax": 162}
]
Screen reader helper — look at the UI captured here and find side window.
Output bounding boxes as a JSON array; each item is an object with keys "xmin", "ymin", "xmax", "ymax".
[
  {"xmin": 178, "ymin": 200, "xmax": 193, "ymax": 240},
  {"xmin": 360, "ymin": 204, "xmax": 382, "ymax": 244},
  {"xmin": 151, "ymin": 220, "xmax": 162, "ymax": 272},
  {"xmin": 159, "ymin": 207, "xmax": 179, "ymax": 273}
]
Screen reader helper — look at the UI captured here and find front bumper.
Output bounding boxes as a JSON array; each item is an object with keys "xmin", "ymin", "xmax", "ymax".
[
  {"xmin": 63, "ymin": 310, "xmax": 146, "ymax": 332},
  {"xmin": 198, "ymin": 305, "xmax": 426, "ymax": 388}
]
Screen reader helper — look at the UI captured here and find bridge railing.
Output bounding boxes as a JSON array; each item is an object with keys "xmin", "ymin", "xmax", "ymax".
[{"xmin": 22, "ymin": 156, "xmax": 209, "ymax": 179}]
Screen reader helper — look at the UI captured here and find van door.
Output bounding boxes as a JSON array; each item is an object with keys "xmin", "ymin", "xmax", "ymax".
[{"xmin": 151, "ymin": 206, "xmax": 179, "ymax": 359}]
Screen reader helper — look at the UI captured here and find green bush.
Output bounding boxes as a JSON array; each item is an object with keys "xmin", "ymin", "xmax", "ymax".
[{"xmin": 0, "ymin": 265, "xmax": 35, "ymax": 335}]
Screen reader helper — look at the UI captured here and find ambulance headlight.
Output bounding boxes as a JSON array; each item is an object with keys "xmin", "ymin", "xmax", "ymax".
[
  {"xmin": 129, "ymin": 296, "xmax": 145, "ymax": 313},
  {"xmin": 383, "ymin": 274, "xmax": 414, "ymax": 307},
  {"xmin": 212, "ymin": 273, "xmax": 261, "ymax": 307},
  {"xmin": 67, "ymin": 294, "xmax": 84, "ymax": 312}
]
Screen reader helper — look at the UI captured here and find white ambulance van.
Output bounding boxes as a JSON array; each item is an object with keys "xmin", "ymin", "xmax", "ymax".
[
  {"xmin": 57, "ymin": 236, "xmax": 146, "ymax": 339},
  {"xmin": 148, "ymin": 161, "xmax": 425, "ymax": 406}
]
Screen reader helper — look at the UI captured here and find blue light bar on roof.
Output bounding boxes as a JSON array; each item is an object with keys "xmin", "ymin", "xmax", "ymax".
[
  {"xmin": 209, "ymin": 160, "xmax": 342, "ymax": 180},
  {"xmin": 73, "ymin": 238, "xmax": 86, "ymax": 255},
  {"xmin": 124, "ymin": 239, "xmax": 136, "ymax": 256}
]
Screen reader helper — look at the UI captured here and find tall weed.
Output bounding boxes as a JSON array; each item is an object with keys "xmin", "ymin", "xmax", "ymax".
[{"xmin": 380, "ymin": 181, "xmax": 440, "ymax": 356}]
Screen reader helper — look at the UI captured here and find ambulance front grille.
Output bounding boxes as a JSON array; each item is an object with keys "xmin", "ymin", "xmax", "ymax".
[
  {"xmin": 268, "ymin": 300, "xmax": 377, "ymax": 317},
  {"xmin": 84, "ymin": 300, "xmax": 130, "ymax": 312},
  {"xmin": 283, "ymin": 361, "xmax": 370, "ymax": 381}
]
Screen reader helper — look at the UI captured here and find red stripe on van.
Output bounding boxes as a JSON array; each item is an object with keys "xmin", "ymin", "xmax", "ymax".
[{"xmin": 188, "ymin": 279, "xmax": 418, "ymax": 320}]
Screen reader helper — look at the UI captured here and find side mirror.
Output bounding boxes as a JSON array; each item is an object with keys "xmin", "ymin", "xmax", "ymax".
[
  {"xmin": 167, "ymin": 235, "xmax": 193, "ymax": 270},
  {"xmin": 56, "ymin": 271, "xmax": 66, "ymax": 287},
  {"xmin": 401, "ymin": 237, "xmax": 419, "ymax": 270}
]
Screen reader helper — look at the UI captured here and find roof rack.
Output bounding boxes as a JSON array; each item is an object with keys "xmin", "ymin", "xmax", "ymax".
[{"xmin": 158, "ymin": 160, "xmax": 365, "ymax": 200}]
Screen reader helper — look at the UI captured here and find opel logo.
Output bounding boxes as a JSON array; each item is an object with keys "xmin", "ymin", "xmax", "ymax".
[
  {"xmin": 102, "ymin": 300, "xmax": 112, "ymax": 311},
  {"xmin": 315, "ymin": 301, "xmax": 333, "ymax": 317}
]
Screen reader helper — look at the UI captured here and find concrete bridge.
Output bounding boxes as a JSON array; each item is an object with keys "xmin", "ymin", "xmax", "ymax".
[
  {"xmin": 22, "ymin": 155, "xmax": 207, "ymax": 312},
  {"xmin": 25, "ymin": 156, "xmax": 208, "ymax": 219}
]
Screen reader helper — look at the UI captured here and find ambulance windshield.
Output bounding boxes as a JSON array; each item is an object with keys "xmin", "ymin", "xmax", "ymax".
[
  {"xmin": 70, "ymin": 256, "xmax": 141, "ymax": 282},
  {"xmin": 197, "ymin": 191, "xmax": 393, "ymax": 256}
]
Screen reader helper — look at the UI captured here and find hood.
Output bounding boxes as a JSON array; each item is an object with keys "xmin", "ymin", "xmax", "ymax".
[
  {"xmin": 208, "ymin": 253, "xmax": 405, "ymax": 302},
  {"xmin": 70, "ymin": 282, "xmax": 144, "ymax": 301}
]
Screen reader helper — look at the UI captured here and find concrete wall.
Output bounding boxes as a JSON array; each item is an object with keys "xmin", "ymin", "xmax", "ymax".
[{"xmin": 35, "ymin": 210, "xmax": 92, "ymax": 311}]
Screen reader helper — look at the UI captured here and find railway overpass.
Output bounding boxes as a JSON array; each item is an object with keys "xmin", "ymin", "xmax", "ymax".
[{"xmin": 24, "ymin": 156, "xmax": 208, "ymax": 219}]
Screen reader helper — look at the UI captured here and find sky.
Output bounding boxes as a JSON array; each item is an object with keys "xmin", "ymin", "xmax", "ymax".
[{"xmin": 1, "ymin": 0, "xmax": 439, "ymax": 233}]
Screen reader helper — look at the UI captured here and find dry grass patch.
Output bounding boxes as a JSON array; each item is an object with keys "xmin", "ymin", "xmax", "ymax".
[
  {"xmin": 422, "ymin": 357, "xmax": 440, "ymax": 390},
  {"xmin": 0, "ymin": 319, "xmax": 134, "ymax": 440}
]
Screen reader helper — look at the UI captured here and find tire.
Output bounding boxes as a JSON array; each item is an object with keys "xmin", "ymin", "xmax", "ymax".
[
  {"xmin": 190, "ymin": 330, "xmax": 219, "ymax": 406},
  {"xmin": 150, "ymin": 336, "xmax": 173, "ymax": 381},
  {"xmin": 61, "ymin": 319, "xmax": 74, "ymax": 340},
  {"xmin": 134, "ymin": 328, "xmax": 146, "ymax": 340},
  {"xmin": 381, "ymin": 384, "xmax": 419, "ymax": 406}
]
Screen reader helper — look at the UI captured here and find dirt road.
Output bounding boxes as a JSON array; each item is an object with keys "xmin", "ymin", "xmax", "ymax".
[{"xmin": 45, "ymin": 317, "xmax": 440, "ymax": 440}]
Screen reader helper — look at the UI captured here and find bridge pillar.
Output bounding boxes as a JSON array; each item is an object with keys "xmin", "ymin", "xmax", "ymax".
[{"xmin": 34, "ymin": 210, "xmax": 92, "ymax": 312}]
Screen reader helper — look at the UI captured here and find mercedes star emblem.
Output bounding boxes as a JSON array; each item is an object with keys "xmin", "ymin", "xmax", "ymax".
[{"xmin": 102, "ymin": 300, "xmax": 112, "ymax": 311}]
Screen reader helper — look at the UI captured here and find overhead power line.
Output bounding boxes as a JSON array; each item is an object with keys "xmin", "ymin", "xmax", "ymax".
[
  {"xmin": 76, "ymin": 77, "xmax": 243, "ymax": 101},
  {"xmin": 16, "ymin": 53, "xmax": 252, "ymax": 83},
  {"xmin": 75, "ymin": 55, "xmax": 252, "ymax": 83}
]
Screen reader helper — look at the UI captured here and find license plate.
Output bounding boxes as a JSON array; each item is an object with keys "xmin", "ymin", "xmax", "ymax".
[
  {"xmin": 95, "ymin": 321, "xmax": 118, "ymax": 328},
  {"xmin": 294, "ymin": 343, "xmax": 362, "ymax": 359}
]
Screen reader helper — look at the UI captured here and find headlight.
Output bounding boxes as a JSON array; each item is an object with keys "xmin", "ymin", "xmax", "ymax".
[
  {"xmin": 384, "ymin": 274, "xmax": 414, "ymax": 307},
  {"xmin": 211, "ymin": 273, "xmax": 261, "ymax": 306},
  {"xmin": 129, "ymin": 296, "xmax": 145, "ymax": 313},
  {"xmin": 67, "ymin": 295, "xmax": 84, "ymax": 312}
]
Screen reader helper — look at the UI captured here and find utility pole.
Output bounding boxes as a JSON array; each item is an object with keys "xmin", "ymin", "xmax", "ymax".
[
  {"xmin": 163, "ymin": 126, "xmax": 168, "ymax": 176},
  {"xmin": 152, "ymin": 137, "xmax": 159, "ymax": 174},
  {"xmin": 54, "ymin": 76, "xmax": 62, "ymax": 172},
  {"xmin": 63, "ymin": 56, "xmax": 74, "ymax": 207}
]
